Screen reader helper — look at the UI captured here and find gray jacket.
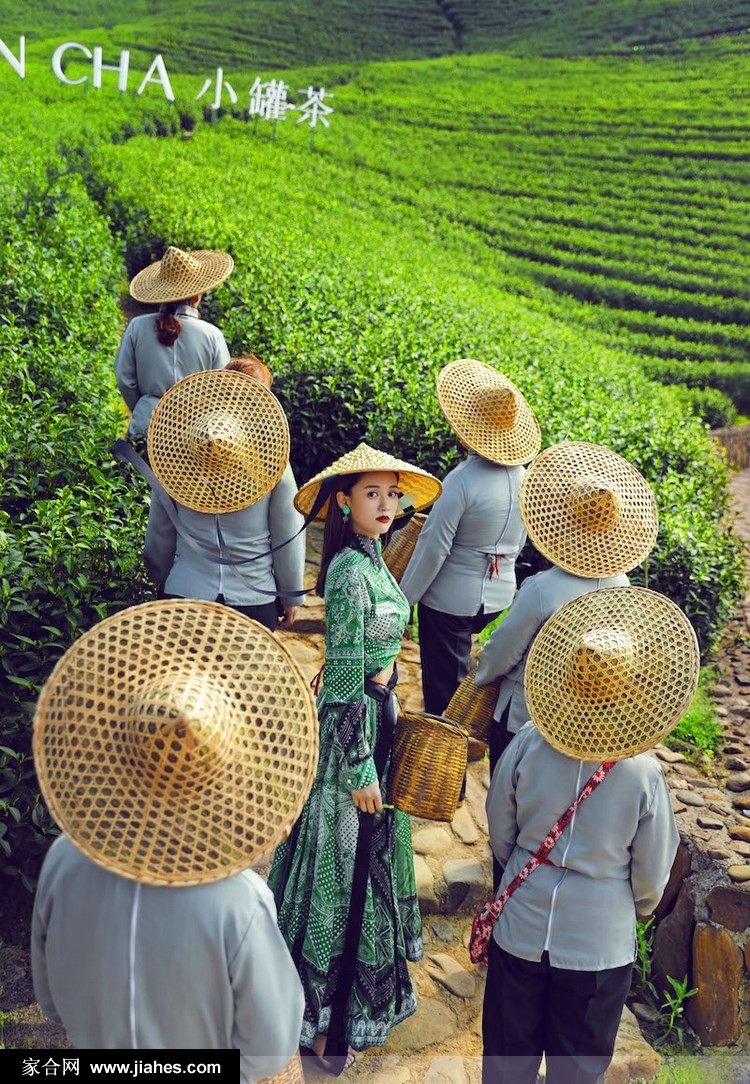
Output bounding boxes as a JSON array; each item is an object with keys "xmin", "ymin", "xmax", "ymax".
[
  {"xmin": 475, "ymin": 567, "xmax": 629, "ymax": 734},
  {"xmin": 144, "ymin": 464, "xmax": 305, "ymax": 609},
  {"xmin": 487, "ymin": 722, "xmax": 679, "ymax": 970},
  {"xmin": 32, "ymin": 836, "xmax": 304, "ymax": 1080},
  {"xmin": 115, "ymin": 304, "xmax": 230, "ymax": 439},
  {"xmin": 399, "ymin": 453, "xmax": 526, "ymax": 616}
]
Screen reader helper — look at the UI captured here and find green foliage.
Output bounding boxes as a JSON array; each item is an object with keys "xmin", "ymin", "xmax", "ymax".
[
  {"xmin": 667, "ymin": 386, "xmax": 737, "ymax": 431},
  {"xmin": 668, "ymin": 667, "xmax": 724, "ymax": 759},
  {"xmin": 634, "ymin": 917, "xmax": 699, "ymax": 1053},
  {"xmin": 634, "ymin": 915, "xmax": 657, "ymax": 998},
  {"xmin": 81, "ymin": 58, "xmax": 745, "ymax": 656},
  {"xmin": 0, "ymin": 38, "xmax": 746, "ymax": 882},
  {"xmin": 4, "ymin": 1, "xmax": 750, "ymax": 72},
  {"xmin": 0, "ymin": 729, "xmax": 58, "ymax": 893},
  {"xmin": 656, "ymin": 975, "xmax": 699, "ymax": 1051},
  {"xmin": 644, "ymin": 358, "xmax": 750, "ymax": 417},
  {"xmin": 0, "ymin": 96, "xmax": 167, "ymax": 886}
]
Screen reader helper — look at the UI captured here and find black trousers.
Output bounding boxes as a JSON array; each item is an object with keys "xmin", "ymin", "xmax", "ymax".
[
  {"xmin": 482, "ymin": 940, "xmax": 633, "ymax": 1084},
  {"xmin": 418, "ymin": 602, "xmax": 500, "ymax": 716}
]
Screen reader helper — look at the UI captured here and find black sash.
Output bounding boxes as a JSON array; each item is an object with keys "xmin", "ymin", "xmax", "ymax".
[{"xmin": 323, "ymin": 668, "xmax": 399, "ymax": 1073}]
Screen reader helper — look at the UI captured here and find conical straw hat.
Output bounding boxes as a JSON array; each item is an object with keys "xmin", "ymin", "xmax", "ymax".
[
  {"xmin": 524, "ymin": 586, "xmax": 698, "ymax": 762},
  {"xmin": 294, "ymin": 442, "xmax": 442, "ymax": 519},
  {"xmin": 148, "ymin": 369, "xmax": 290, "ymax": 513},
  {"xmin": 130, "ymin": 246, "xmax": 234, "ymax": 303},
  {"xmin": 33, "ymin": 601, "xmax": 319, "ymax": 886},
  {"xmin": 519, "ymin": 441, "xmax": 658, "ymax": 577},
  {"xmin": 437, "ymin": 359, "xmax": 541, "ymax": 465}
]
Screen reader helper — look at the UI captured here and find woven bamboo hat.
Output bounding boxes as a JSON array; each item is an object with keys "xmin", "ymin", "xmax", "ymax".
[
  {"xmin": 520, "ymin": 442, "xmax": 658, "ymax": 578},
  {"xmin": 148, "ymin": 369, "xmax": 290, "ymax": 514},
  {"xmin": 524, "ymin": 586, "xmax": 698, "ymax": 762},
  {"xmin": 33, "ymin": 600, "xmax": 319, "ymax": 887},
  {"xmin": 294, "ymin": 442, "xmax": 442, "ymax": 519},
  {"xmin": 437, "ymin": 359, "xmax": 541, "ymax": 465},
  {"xmin": 129, "ymin": 245, "xmax": 234, "ymax": 303}
]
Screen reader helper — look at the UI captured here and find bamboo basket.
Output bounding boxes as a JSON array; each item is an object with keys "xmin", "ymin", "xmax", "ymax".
[
  {"xmin": 445, "ymin": 669, "xmax": 503, "ymax": 746},
  {"xmin": 388, "ymin": 710, "xmax": 468, "ymax": 822},
  {"xmin": 383, "ymin": 513, "xmax": 427, "ymax": 583},
  {"xmin": 257, "ymin": 1053, "xmax": 304, "ymax": 1084}
]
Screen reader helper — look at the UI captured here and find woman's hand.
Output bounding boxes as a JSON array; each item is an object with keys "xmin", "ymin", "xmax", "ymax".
[
  {"xmin": 278, "ymin": 606, "xmax": 298, "ymax": 629},
  {"xmin": 351, "ymin": 781, "xmax": 383, "ymax": 814}
]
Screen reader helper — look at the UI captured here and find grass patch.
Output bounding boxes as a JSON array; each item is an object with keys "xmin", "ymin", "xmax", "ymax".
[
  {"xmin": 667, "ymin": 666, "xmax": 723, "ymax": 759},
  {"xmin": 655, "ymin": 1052, "xmax": 743, "ymax": 1083}
]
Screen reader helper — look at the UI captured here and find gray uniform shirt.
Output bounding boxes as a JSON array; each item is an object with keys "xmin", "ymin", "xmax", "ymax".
[
  {"xmin": 32, "ymin": 836, "xmax": 304, "ymax": 1080},
  {"xmin": 487, "ymin": 723, "xmax": 679, "ymax": 970},
  {"xmin": 475, "ymin": 567, "xmax": 630, "ymax": 734},
  {"xmin": 115, "ymin": 304, "xmax": 230, "ymax": 439},
  {"xmin": 399, "ymin": 453, "xmax": 526, "ymax": 616},
  {"xmin": 143, "ymin": 464, "xmax": 306, "ymax": 609}
]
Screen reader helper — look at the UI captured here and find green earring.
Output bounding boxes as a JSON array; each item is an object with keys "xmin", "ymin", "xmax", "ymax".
[{"xmin": 342, "ymin": 505, "xmax": 350, "ymax": 521}]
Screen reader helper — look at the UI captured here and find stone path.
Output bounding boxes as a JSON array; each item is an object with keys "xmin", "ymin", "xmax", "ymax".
[
  {"xmin": 650, "ymin": 467, "xmax": 750, "ymax": 877},
  {"xmin": 277, "ymin": 527, "xmax": 662, "ymax": 1083}
]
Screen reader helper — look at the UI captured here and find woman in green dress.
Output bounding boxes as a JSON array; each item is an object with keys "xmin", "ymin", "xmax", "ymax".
[{"xmin": 268, "ymin": 443, "xmax": 442, "ymax": 1074}]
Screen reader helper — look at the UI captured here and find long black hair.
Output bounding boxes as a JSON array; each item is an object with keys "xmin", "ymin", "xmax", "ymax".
[{"xmin": 315, "ymin": 472, "xmax": 397, "ymax": 596}]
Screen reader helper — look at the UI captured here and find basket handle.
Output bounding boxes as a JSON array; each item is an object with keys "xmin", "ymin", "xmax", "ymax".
[{"xmin": 412, "ymin": 711, "xmax": 470, "ymax": 739}]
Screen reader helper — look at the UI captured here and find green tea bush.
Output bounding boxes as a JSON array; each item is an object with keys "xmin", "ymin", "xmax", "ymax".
[
  {"xmin": 0, "ymin": 90, "xmax": 166, "ymax": 885},
  {"xmin": 84, "ymin": 106, "xmax": 745, "ymax": 659},
  {"xmin": 643, "ymin": 358, "xmax": 750, "ymax": 417},
  {"xmin": 1, "ymin": 47, "xmax": 747, "ymax": 885}
]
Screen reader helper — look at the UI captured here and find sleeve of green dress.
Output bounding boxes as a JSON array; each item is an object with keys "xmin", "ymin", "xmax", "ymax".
[{"xmin": 324, "ymin": 557, "xmax": 377, "ymax": 791}]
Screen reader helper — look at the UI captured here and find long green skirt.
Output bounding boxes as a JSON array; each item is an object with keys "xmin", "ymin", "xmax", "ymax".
[{"xmin": 267, "ymin": 693, "xmax": 422, "ymax": 1051}]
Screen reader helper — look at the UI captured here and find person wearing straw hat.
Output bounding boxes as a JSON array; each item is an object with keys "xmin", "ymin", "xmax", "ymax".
[
  {"xmin": 142, "ymin": 367, "xmax": 305, "ymax": 630},
  {"xmin": 115, "ymin": 245, "xmax": 233, "ymax": 443},
  {"xmin": 31, "ymin": 600, "xmax": 319, "ymax": 1078},
  {"xmin": 481, "ymin": 586, "xmax": 695, "ymax": 1084},
  {"xmin": 399, "ymin": 359, "xmax": 541, "ymax": 721},
  {"xmin": 475, "ymin": 441, "xmax": 658, "ymax": 780},
  {"xmin": 267, "ymin": 443, "xmax": 442, "ymax": 1074}
]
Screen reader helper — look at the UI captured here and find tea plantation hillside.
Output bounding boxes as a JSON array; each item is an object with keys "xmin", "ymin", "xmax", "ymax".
[
  {"xmin": 0, "ymin": 22, "xmax": 748, "ymax": 884},
  {"xmin": 4, "ymin": 0, "xmax": 750, "ymax": 71}
]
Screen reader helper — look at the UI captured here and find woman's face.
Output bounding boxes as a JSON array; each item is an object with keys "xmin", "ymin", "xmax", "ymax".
[{"xmin": 337, "ymin": 472, "xmax": 399, "ymax": 539}]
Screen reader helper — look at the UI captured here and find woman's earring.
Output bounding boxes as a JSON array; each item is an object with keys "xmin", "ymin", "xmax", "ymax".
[{"xmin": 342, "ymin": 505, "xmax": 350, "ymax": 523}]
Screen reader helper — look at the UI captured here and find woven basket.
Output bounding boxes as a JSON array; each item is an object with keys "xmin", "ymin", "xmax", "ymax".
[
  {"xmin": 388, "ymin": 711, "xmax": 468, "ymax": 822},
  {"xmin": 257, "ymin": 1053, "xmax": 304, "ymax": 1084},
  {"xmin": 384, "ymin": 513, "xmax": 427, "ymax": 583},
  {"xmin": 445, "ymin": 669, "xmax": 503, "ymax": 746}
]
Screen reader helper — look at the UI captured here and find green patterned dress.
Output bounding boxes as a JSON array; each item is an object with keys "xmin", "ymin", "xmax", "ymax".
[{"xmin": 268, "ymin": 533, "xmax": 422, "ymax": 1051}]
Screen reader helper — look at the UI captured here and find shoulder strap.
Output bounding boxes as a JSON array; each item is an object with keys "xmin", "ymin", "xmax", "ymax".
[{"xmin": 469, "ymin": 760, "xmax": 615, "ymax": 964}]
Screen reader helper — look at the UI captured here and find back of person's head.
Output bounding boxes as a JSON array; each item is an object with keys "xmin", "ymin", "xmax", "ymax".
[
  {"xmin": 155, "ymin": 299, "xmax": 195, "ymax": 347},
  {"xmin": 227, "ymin": 354, "xmax": 273, "ymax": 389}
]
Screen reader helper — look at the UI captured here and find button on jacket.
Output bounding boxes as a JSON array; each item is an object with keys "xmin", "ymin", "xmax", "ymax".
[
  {"xmin": 399, "ymin": 453, "xmax": 526, "ymax": 616},
  {"xmin": 32, "ymin": 836, "xmax": 304, "ymax": 1079},
  {"xmin": 475, "ymin": 567, "xmax": 630, "ymax": 734},
  {"xmin": 115, "ymin": 304, "xmax": 230, "ymax": 439},
  {"xmin": 487, "ymin": 723, "xmax": 679, "ymax": 971},
  {"xmin": 143, "ymin": 463, "xmax": 306, "ymax": 610}
]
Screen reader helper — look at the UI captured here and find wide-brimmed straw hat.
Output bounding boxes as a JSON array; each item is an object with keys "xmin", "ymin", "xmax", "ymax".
[
  {"xmin": 294, "ymin": 442, "xmax": 442, "ymax": 519},
  {"xmin": 129, "ymin": 246, "xmax": 234, "ymax": 304},
  {"xmin": 520, "ymin": 442, "xmax": 658, "ymax": 578},
  {"xmin": 148, "ymin": 369, "xmax": 290, "ymax": 514},
  {"xmin": 524, "ymin": 586, "xmax": 698, "ymax": 762},
  {"xmin": 33, "ymin": 601, "xmax": 319, "ymax": 887},
  {"xmin": 437, "ymin": 359, "xmax": 541, "ymax": 466}
]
